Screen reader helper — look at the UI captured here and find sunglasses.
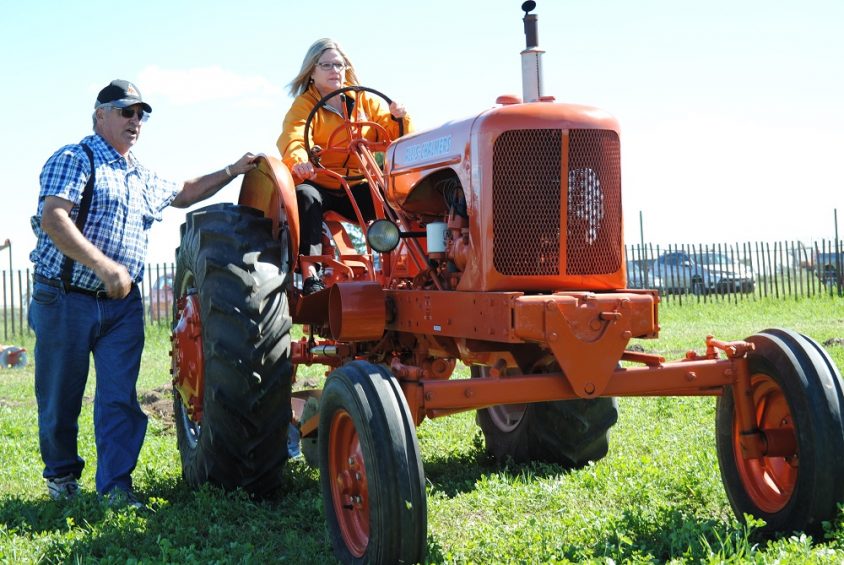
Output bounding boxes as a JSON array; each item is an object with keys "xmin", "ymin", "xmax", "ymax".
[{"xmin": 113, "ymin": 106, "xmax": 149, "ymax": 122}]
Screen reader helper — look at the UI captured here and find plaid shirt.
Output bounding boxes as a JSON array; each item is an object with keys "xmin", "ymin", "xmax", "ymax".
[{"xmin": 30, "ymin": 134, "xmax": 180, "ymax": 290}]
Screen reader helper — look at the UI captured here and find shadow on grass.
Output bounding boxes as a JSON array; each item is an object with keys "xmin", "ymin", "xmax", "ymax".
[
  {"xmin": 422, "ymin": 439, "xmax": 587, "ymax": 499},
  {"xmin": 593, "ymin": 505, "xmax": 741, "ymax": 562},
  {"xmin": 1, "ymin": 464, "xmax": 337, "ymax": 563}
]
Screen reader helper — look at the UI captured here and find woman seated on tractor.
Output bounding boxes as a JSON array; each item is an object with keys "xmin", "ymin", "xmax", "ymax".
[{"xmin": 277, "ymin": 37, "xmax": 412, "ymax": 294}]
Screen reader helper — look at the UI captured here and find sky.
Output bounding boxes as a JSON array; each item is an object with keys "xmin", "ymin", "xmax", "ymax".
[{"xmin": 1, "ymin": 0, "xmax": 843, "ymax": 272}]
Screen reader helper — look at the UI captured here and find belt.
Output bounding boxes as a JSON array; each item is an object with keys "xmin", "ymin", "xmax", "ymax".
[{"xmin": 34, "ymin": 274, "xmax": 111, "ymax": 299}]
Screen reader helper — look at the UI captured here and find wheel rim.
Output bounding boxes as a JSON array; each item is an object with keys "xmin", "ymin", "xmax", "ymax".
[
  {"xmin": 487, "ymin": 403, "xmax": 528, "ymax": 432},
  {"xmin": 732, "ymin": 373, "xmax": 798, "ymax": 513},
  {"xmin": 474, "ymin": 365, "xmax": 528, "ymax": 432},
  {"xmin": 328, "ymin": 409, "xmax": 369, "ymax": 557},
  {"xmin": 177, "ymin": 393, "xmax": 201, "ymax": 449},
  {"xmin": 172, "ymin": 290, "xmax": 206, "ymax": 430}
]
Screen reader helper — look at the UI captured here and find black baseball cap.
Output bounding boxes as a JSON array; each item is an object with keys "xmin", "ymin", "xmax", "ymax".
[{"xmin": 95, "ymin": 79, "xmax": 152, "ymax": 113}]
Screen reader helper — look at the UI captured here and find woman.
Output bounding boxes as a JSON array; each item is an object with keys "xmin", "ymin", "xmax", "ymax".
[{"xmin": 277, "ymin": 38, "xmax": 411, "ymax": 294}]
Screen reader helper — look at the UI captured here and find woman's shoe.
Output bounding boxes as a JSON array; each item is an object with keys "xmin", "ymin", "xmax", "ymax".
[{"xmin": 303, "ymin": 276, "xmax": 325, "ymax": 295}]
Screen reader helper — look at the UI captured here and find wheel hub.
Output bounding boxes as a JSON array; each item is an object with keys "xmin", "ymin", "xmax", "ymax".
[
  {"xmin": 733, "ymin": 373, "xmax": 798, "ymax": 513},
  {"xmin": 329, "ymin": 410, "xmax": 369, "ymax": 557},
  {"xmin": 172, "ymin": 292, "xmax": 205, "ymax": 423}
]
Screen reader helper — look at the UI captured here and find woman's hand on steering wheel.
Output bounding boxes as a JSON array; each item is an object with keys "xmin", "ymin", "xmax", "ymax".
[
  {"xmin": 292, "ymin": 161, "xmax": 317, "ymax": 180},
  {"xmin": 389, "ymin": 101, "xmax": 407, "ymax": 119}
]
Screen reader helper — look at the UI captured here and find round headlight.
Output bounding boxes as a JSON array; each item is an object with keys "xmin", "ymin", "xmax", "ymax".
[{"xmin": 367, "ymin": 219, "xmax": 400, "ymax": 252}]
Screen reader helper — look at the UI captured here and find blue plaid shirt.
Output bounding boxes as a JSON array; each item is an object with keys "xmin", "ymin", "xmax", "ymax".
[{"xmin": 30, "ymin": 134, "xmax": 181, "ymax": 290}]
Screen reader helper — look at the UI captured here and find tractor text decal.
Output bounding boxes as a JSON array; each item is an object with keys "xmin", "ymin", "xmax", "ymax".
[{"xmin": 403, "ymin": 135, "xmax": 453, "ymax": 163}]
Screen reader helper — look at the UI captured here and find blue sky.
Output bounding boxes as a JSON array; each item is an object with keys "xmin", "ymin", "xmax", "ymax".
[{"xmin": 1, "ymin": 0, "xmax": 842, "ymax": 269}]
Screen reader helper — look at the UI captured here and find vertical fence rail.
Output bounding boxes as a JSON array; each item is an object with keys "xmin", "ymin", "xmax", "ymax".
[
  {"xmin": 18, "ymin": 270, "xmax": 24, "ymax": 333},
  {"xmin": 2, "ymin": 268, "xmax": 30, "ymax": 342},
  {"xmin": 2, "ymin": 271, "xmax": 7, "ymax": 340}
]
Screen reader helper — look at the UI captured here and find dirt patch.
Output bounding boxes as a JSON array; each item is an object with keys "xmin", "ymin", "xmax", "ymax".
[
  {"xmin": 139, "ymin": 385, "xmax": 175, "ymax": 430},
  {"xmin": 141, "ymin": 380, "xmax": 321, "ymax": 429},
  {"xmin": 823, "ymin": 337, "xmax": 844, "ymax": 347}
]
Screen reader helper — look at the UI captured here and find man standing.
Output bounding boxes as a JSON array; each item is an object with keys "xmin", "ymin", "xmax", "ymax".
[{"xmin": 28, "ymin": 79, "xmax": 256, "ymax": 507}]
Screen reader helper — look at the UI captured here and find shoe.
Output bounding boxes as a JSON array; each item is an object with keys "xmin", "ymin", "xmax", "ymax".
[
  {"xmin": 287, "ymin": 423, "xmax": 302, "ymax": 459},
  {"xmin": 46, "ymin": 474, "xmax": 79, "ymax": 500},
  {"xmin": 101, "ymin": 488, "xmax": 145, "ymax": 510},
  {"xmin": 303, "ymin": 276, "xmax": 325, "ymax": 295}
]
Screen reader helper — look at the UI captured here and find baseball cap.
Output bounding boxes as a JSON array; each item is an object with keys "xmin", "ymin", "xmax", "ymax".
[{"xmin": 95, "ymin": 79, "xmax": 152, "ymax": 113}]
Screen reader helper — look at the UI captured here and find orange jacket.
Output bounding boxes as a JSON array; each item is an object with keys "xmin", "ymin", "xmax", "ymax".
[{"xmin": 277, "ymin": 85, "xmax": 412, "ymax": 189}]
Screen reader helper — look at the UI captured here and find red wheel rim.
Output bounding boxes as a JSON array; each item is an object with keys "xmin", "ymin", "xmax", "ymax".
[
  {"xmin": 732, "ymin": 373, "xmax": 798, "ymax": 513},
  {"xmin": 328, "ymin": 409, "xmax": 369, "ymax": 557},
  {"xmin": 172, "ymin": 293, "xmax": 205, "ymax": 423}
]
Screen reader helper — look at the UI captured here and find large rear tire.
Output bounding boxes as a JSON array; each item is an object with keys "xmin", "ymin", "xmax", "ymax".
[
  {"xmin": 319, "ymin": 361, "xmax": 426, "ymax": 564},
  {"xmin": 473, "ymin": 366, "xmax": 618, "ymax": 467},
  {"xmin": 172, "ymin": 203, "xmax": 292, "ymax": 497},
  {"xmin": 715, "ymin": 328, "xmax": 844, "ymax": 536}
]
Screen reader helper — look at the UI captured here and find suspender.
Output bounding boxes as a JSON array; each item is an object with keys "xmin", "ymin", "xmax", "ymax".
[{"xmin": 60, "ymin": 143, "xmax": 95, "ymax": 287}]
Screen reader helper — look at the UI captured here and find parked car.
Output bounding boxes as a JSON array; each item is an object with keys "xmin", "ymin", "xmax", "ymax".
[
  {"xmin": 625, "ymin": 261, "xmax": 662, "ymax": 290},
  {"xmin": 697, "ymin": 252, "xmax": 756, "ymax": 294},
  {"xmin": 148, "ymin": 274, "xmax": 174, "ymax": 322},
  {"xmin": 815, "ymin": 251, "xmax": 844, "ymax": 287},
  {"xmin": 649, "ymin": 252, "xmax": 710, "ymax": 295}
]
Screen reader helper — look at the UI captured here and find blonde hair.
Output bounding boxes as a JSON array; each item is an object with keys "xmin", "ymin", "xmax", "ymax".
[{"xmin": 287, "ymin": 38, "xmax": 360, "ymax": 97}]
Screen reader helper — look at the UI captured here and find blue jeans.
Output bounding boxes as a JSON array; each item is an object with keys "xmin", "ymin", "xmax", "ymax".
[{"xmin": 29, "ymin": 282, "xmax": 147, "ymax": 495}]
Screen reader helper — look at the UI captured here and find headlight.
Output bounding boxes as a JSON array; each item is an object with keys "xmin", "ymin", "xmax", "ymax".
[{"xmin": 367, "ymin": 219, "xmax": 400, "ymax": 252}]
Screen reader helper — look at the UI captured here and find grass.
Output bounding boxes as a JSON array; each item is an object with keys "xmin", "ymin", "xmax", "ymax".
[{"xmin": 1, "ymin": 296, "xmax": 843, "ymax": 563}]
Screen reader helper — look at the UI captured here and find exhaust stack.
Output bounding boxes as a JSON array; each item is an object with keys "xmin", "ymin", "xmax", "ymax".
[{"xmin": 520, "ymin": 1, "xmax": 545, "ymax": 102}]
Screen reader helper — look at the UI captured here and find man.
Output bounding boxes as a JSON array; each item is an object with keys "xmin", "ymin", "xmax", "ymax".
[{"xmin": 28, "ymin": 79, "xmax": 256, "ymax": 507}]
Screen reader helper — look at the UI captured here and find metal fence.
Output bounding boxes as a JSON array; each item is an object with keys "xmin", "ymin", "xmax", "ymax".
[
  {"xmin": 3, "ymin": 239, "xmax": 843, "ymax": 341},
  {"xmin": 624, "ymin": 239, "xmax": 843, "ymax": 304},
  {"xmin": 2, "ymin": 262, "xmax": 176, "ymax": 342}
]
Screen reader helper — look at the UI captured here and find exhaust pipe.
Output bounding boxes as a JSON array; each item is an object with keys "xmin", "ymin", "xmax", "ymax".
[{"xmin": 520, "ymin": 1, "xmax": 545, "ymax": 102}]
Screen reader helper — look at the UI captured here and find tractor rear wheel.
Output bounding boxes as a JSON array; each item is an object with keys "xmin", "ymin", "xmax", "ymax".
[
  {"xmin": 715, "ymin": 329, "xmax": 844, "ymax": 536},
  {"xmin": 172, "ymin": 203, "xmax": 292, "ymax": 497},
  {"xmin": 473, "ymin": 366, "xmax": 618, "ymax": 467},
  {"xmin": 319, "ymin": 361, "xmax": 426, "ymax": 564}
]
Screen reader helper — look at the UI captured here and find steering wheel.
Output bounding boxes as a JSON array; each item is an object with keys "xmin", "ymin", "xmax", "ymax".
[{"xmin": 303, "ymin": 85, "xmax": 405, "ymax": 181}]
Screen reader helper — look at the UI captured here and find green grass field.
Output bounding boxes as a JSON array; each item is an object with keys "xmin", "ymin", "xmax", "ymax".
[{"xmin": 1, "ymin": 297, "xmax": 843, "ymax": 563}]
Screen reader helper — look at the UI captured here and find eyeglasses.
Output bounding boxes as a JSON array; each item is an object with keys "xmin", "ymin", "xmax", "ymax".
[
  {"xmin": 316, "ymin": 62, "xmax": 346, "ymax": 72},
  {"xmin": 113, "ymin": 106, "xmax": 149, "ymax": 122}
]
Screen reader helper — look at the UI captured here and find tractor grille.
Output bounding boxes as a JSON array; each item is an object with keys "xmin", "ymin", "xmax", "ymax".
[
  {"xmin": 566, "ymin": 129, "xmax": 622, "ymax": 275},
  {"xmin": 492, "ymin": 129, "xmax": 562, "ymax": 276},
  {"xmin": 492, "ymin": 128, "xmax": 622, "ymax": 277}
]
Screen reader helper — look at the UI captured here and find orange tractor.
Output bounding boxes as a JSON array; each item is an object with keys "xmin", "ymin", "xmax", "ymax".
[{"xmin": 169, "ymin": 2, "xmax": 844, "ymax": 563}]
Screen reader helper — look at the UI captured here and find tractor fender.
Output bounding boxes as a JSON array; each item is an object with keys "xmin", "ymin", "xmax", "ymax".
[{"xmin": 238, "ymin": 154, "xmax": 300, "ymax": 272}]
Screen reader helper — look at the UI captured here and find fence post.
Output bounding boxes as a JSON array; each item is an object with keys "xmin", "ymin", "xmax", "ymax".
[
  {"xmin": 2, "ymin": 271, "xmax": 6, "ymax": 341},
  {"xmin": 17, "ymin": 270, "xmax": 23, "ymax": 334}
]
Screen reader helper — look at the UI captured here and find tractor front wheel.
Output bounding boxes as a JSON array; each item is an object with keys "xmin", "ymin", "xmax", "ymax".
[
  {"xmin": 715, "ymin": 328, "xmax": 844, "ymax": 536},
  {"xmin": 318, "ymin": 361, "xmax": 426, "ymax": 564}
]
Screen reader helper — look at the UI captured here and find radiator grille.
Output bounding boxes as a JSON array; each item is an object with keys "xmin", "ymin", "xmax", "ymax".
[
  {"xmin": 491, "ymin": 128, "xmax": 622, "ymax": 278},
  {"xmin": 566, "ymin": 129, "xmax": 622, "ymax": 275},
  {"xmin": 492, "ymin": 129, "xmax": 562, "ymax": 276}
]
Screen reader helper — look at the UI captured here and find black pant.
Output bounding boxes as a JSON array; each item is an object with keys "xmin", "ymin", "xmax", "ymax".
[{"xmin": 296, "ymin": 181, "xmax": 376, "ymax": 257}]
